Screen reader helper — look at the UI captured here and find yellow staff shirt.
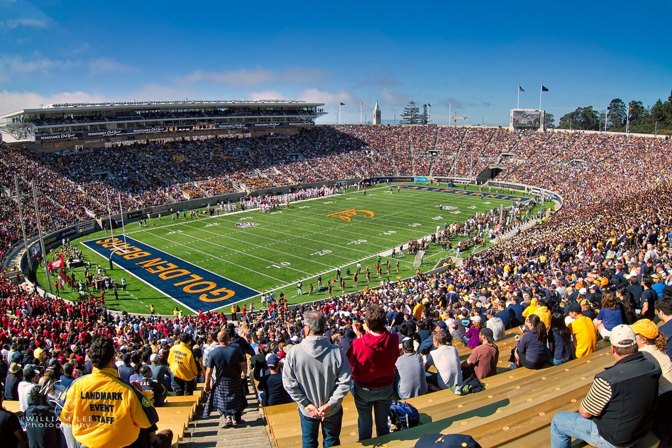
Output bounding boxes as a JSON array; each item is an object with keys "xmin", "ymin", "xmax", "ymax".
[
  {"xmin": 168, "ymin": 342, "xmax": 199, "ymax": 381},
  {"xmin": 60, "ymin": 367, "xmax": 158, "ymax": 448}
]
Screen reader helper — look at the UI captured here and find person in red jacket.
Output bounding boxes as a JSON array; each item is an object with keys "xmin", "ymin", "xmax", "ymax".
[{"xmin": 347, "ymin": 304, "xmax": 400, "ymax": 441}]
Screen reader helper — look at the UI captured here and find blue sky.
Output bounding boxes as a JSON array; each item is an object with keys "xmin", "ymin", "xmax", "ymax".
[{"xmin": 1, "ymin": 0, "xmax": 671, "ymax": 125}]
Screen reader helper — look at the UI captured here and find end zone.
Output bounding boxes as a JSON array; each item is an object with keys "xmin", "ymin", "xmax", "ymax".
[{"xmin": 82, "ymin": 236, "xmax": 258, "ymax": 312}]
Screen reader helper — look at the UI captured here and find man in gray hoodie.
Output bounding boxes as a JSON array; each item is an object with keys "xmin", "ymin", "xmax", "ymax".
[{"xmin": 282, "ymin": 310, "xmax": 352, "ymax": 448}]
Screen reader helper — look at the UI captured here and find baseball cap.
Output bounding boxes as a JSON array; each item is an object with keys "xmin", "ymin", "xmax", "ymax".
[
  {"xmin": 579, "ymin": 288, "xmax": 587, "ymax": 295},
  {"xmin": 149, "ymin": 353, "xmax": 159, "ymax": 363},
  {"xmin": 610, "ymin": 324, "xmax": 636, "ymax": 348},
  {"xmin": 434, "ymin": 321, "xmax": 448, "ymax": 330},
  {"xmin": 266, "ymin": 354, "xmax": 280, "ymax": 368},
  {"xmin": 480, "ymin": 328, "xmax": 495, "ymax": 343},
  {"xmin": 630, "ymin": 319, "xmax": 659, "ymax": 340},
  {"xmin": 470, "ymin": 315, "xmax": 482, "ymax": 323},
  {"xmin": 579, "ymin": 299, "xmax": 590, "ymax": 307}
]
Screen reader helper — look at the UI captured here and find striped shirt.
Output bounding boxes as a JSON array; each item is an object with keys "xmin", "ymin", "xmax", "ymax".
[{"xmin": 581, "ymin": 377, "xmax": 612, "ymax": 416}]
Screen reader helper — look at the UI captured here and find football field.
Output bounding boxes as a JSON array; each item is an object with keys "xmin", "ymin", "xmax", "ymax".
[{"xmin": 43, "ymin": 183, "xmax": 533, "ymax": 315}]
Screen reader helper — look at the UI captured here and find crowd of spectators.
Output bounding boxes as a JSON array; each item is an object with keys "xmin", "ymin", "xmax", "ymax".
[{"xmin": 2, "ymin": 125, "xmax": 672, "ymax": 444}]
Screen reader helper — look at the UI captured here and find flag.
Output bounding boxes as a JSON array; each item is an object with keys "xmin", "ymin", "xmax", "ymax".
[
  {"xmin": 541, "ymin": 85, "xmax": 549, "ymax": 92},
  {"xmin": 48, "ymin": 254, "xmax": 65, "ymax": 271},
  {"xmin": 339, "ymin": 102, "xmax": 346, "ymax": 106},
  {"xmin": 518, "ymin": 86, "xmax": 525, "ymax": 92},
  {"xmin": 427, "ymin": 103, "xmax": 431, "ymax": 107}
]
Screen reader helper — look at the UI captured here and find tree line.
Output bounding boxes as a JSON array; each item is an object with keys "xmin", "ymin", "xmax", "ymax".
[{"xmin": 556, "ymin": 89, "xmax": 672, "ymax": 134}]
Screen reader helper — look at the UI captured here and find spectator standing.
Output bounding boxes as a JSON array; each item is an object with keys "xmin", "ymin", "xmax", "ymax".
[
  {"xmin": 0, "ymin": 392, "xmax": 27, "ymax": 448},
  {"xmin": 203, "ymin": 330, "xmax": 248, "ymax": 427},
  {"xmin": 282, "ymin": 311, "xmax": 352, "ymax": 448},
  {"xmin": 4, "ymin": 362, "xmax": 22, "ymax": 400},
  {"xmin": 550, "ymin": 325, "xmax": 661, "ymax": 448},
  {"xmin": 168, "ymin": 333, "xmax": 199, "ymax": 396},
  {"xmin": 631, "ymin": 319, "xmax": 672, "ymax": 446},
  {"xmin": 18, "ymin": 365, "xmax": 39, "ymax": 412},
  {"xmin": 117, "ymin": 353, "xmax": 134, "ymax": 383},
  {"xmin": 260, "ymin": 354, "xmax": 292, "ymax": 406},
  {"xmin": 347, "ymin": 304, "xmax": 399, "ymax": 441},
  {"xmin": 640, "ymin": 276, "xmax": 657, "ymax": 320},
  {"xmin": 149, "ymin": 353, "xmax": 172, "ymax": 393},
  {"xmin": 60, "ymin": 337, "xmax": 169, "ymax": 448},
  {"xmin": 24, "ymin": 381, "xmax": 65, "ymax": 448},
  {"xmin": 656, "ymin": 298, "xmax": 672, "ymax": 360}
]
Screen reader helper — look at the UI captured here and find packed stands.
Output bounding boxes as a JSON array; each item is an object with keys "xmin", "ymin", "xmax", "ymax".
[{"xmin": 1, "ymin": 125, "xmax": 672, "ymax": 446}]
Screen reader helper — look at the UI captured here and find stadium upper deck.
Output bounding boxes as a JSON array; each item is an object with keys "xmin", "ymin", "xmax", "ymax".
[{"xmin": 0, "ymin": 99, "xmax": 325, "ymax": 150}]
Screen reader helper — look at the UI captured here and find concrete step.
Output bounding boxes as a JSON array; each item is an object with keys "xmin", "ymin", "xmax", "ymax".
[{"xmin": 179, "ymin": 381, "xmax": 272, "ymax": 448}]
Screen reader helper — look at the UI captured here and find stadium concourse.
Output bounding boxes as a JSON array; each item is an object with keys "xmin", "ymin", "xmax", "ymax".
[{"xmin": 1, "ymin": 125, "xmax": 672, "ymax": 447}]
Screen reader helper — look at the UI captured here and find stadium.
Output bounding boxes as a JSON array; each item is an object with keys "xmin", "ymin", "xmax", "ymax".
[{"xmin": 1, "ymin": 95, "xmax": 671, "ymax": 448}]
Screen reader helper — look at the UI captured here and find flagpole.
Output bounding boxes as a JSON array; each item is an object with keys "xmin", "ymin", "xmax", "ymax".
[
  {"xmin": 517, "ymin": 87, "xmax": 520, "ymax": 109},
  {"xmin": 32, "ymin": 181, "xmax": 52, "ymax": 295},
  {"xmin": 360, "ymin": 102, "xmax": 363, "ymax": 125},
  {"xmin": 539, "ymin": 86, "xmax": 543, "ymax": 110},
  {"xmin": 448, "ymin": 103, "xmax": 452, "ymax": 126},
  {"xmin": 338, "ymin": 103, "xmax": 341, "ymax": 125},
  {"xmin": 626, "ymin": 102, "xmax": 630, "ymax": 134},
  {"xmin": 118, "ymin": 192, "xmax": 127, "ymax": 246}
]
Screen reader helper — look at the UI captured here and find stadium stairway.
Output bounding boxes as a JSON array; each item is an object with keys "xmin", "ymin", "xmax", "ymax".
[{"xmin": 178, "ymin": 378, "xmax": 273, "ymax": 448}]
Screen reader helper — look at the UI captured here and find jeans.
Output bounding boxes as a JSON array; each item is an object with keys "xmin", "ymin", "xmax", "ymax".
[
  {"xmin": 550, "ymin": 412, "xmax": 620, "ymax": 448},
  {"xmin": 298, "ymin": 408, "xmax": 343, "ymax": 448},
  {"xmin": 351, "ymin": 383, "xmax": 393, "ymax": 441}
]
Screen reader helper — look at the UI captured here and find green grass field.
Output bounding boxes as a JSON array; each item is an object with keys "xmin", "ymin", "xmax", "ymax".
[{"xmin": 38, "ymin": 183, "xmax": 536, "ymax": 315}]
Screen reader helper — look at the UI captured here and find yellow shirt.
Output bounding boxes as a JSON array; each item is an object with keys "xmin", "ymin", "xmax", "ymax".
[
  {"xmin": 168, "ymin": 342, "xmax": 199, "ymax": 381},
  {"xmin": 569, "ymin": 315, "xmax": 597, "ymax": 358},
  {"xmin": 412, "ymin": 302, "xmax": 424, "ymax": 320},
  {"xmin": 532, "ymin": 305, "xmax": 551, "ymax": 331},
  {"xmin": 60, "ymin": 367, "xmax": 157, "ymax": 448}
]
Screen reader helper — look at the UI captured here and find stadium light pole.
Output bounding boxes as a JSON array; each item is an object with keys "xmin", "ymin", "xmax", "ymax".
[
  {"xmin": 31, "ymin": 181, "xmax": 52, "ymax": 295},
  {"xmin": 13, "ymin": 175, "xmax": 29, "ymax": 252}
]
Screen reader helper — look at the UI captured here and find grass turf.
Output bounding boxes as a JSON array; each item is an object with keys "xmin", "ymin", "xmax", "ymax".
[{"xmin": 37, "ymin": 183, "xmax": 538, "ymax": 315}]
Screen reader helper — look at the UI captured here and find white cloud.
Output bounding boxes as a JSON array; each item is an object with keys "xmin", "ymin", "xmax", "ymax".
[
  {"xmin": 88, "ymin": 57, "xmax": 133, "ymax": 75},
  {"xmin": 381, "ymin": 88, "xmax": 409, "ymax": 107},
  {"xmin": 0, "ymin": 90, "xmax": 108, "ymax": 115},
  {"xmin": 185, "ymin": 69, "xmax": 274, "ymax": 86},
  {"xmin": 248, "ymin": 90, "xmax": 288, "ymax": 101},
  {"xmin": 0, "ymin": 55, "xmax": 77, "ymax": 76},
  {"xmin": 183, "ymin": 68, "xmax": 326, "ymax": 87},
  {"xmin": 128, "ymin": 84, "xmax": 199, "ymax": 102},
  {"xmin": 1, "ymin": 17, "xmax": 49, "ymax": 29},
  {"xmin": 298, "ymin": 88, "xmax": 352, "ymax": 104}
]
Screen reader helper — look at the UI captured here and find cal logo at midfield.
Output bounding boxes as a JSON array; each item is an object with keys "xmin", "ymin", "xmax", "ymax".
[{"xmin": 325, "ymin": 208, "xmax": 376, "ymax": 222}]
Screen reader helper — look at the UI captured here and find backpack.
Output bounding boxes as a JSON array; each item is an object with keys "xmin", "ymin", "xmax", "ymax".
[{"xmin": 388, "ymin": 400, "xmax": 421, "ymax": 431}]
